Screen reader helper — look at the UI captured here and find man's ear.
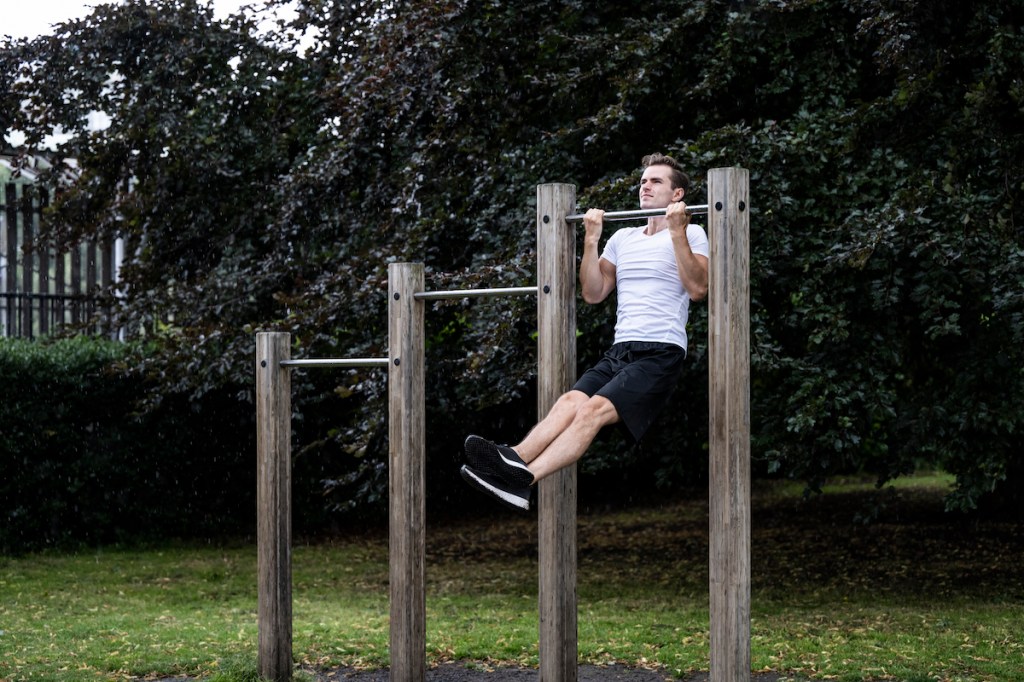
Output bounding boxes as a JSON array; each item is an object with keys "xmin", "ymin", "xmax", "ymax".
[{"xmin": 673, "ymin": 187, "xmax": 686, "ymax": 202}]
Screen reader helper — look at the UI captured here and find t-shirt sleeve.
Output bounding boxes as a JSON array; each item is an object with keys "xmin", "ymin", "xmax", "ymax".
[
  {"xmin": 600, "ymin": 228, "xmax": 625, "ymax": 266},
  {"xmin": 688, "ymin": 225, "xmax": 710, "ymax": 258}
]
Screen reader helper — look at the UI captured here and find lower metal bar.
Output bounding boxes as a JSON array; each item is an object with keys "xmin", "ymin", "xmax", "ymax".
[
  {"xmin": 565, "ymin": 204, "xmax": 709, "ymax": 223},
  {"xmin": 414, "ymin": 286, "xmax": 538, "ymax": 301},
  {"xmin": 281, "ymin": 358, "xmax": 389, "ymax": 368}
]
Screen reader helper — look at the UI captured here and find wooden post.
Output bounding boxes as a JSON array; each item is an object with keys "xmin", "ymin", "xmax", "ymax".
[
  {"xmin": 707, "ymin": 167, "xmax": 751, "ymax": 682},
  {"xmin": 256, "ymin": 331, "xmax": 293, "ymax": 682},
  {"xmin": 536, "ymin": 183, "xmax": 578, "ymax": 681},
  {"xmin": 388, "ymin": 262, "xmax": 426, "ymax": 682}
]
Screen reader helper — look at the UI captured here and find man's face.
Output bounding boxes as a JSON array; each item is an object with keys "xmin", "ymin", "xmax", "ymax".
[{"xmin": 638, "ymin": 164, "xmax": 684, "ymax": 208}]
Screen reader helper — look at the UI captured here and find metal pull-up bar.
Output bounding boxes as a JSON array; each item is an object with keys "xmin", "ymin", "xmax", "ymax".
[
  {"xmin": 277, "ymin": 286, "xmax": 536, "ymax": 370},
  {"xmin": 414, "ymin": 286, "xmax": 537, "ymax": 301},
  {"xmin": 280, "ymin": 358, "xmax": 389, "ymax": 368},
  {"xmin": 564, "ymin": 204, "xmax": 709, "ymax": 223},
  {"xmin": 277, "ymin": 288, "xmax": 538, "ymax": 369}
]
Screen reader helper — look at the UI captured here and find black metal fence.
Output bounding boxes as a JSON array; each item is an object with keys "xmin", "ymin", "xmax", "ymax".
[{"xmin": 1, "ymin": 181, "xmax": 116, "ymax": 339}]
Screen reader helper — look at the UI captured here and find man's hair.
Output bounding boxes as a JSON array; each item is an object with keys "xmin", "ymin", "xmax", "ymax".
[{"xmin": 642, "ymin": 153, "xmax": 690, "ymax": 193}]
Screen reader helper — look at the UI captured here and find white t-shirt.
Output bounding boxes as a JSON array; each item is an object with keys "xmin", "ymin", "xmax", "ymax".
[{"xmin": 600, "ymin": 224, "xmax": 710, "ymax": 351}]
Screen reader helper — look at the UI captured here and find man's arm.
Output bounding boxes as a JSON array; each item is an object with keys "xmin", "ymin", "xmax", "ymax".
[
  {"xmin": 666, "ymin": 202, "xmax": 709, "ymax": 301},
  {"xmin": 579, "ymin": 208, "xmax": 617, "ymax": 304}
]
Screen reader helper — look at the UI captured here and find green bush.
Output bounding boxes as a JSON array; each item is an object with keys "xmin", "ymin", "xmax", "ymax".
[{"xmin": 0, "ymin": 337, "xmax": 260, "ymax": 553}]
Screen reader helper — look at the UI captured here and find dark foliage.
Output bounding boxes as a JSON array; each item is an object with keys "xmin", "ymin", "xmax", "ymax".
[
  {"xmin": 0, "ymin": 338, "xmax": 239, "ymax": 551},
  {"xmin": 0, "ymin": 337, "xmax": 334, "ymax": 552},
  {"xmin": 2, "ymin": 0, "xmax": 1021, "ymax": 529}
]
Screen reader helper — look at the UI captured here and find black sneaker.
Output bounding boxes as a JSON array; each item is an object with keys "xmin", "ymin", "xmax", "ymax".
[
  {"xmin": 464, "ymin": 435, "xmax": 534, "ymax": 487},
  {"xmin": 460, "ymin": 464, "xmax": 531, "ymax": 511}
]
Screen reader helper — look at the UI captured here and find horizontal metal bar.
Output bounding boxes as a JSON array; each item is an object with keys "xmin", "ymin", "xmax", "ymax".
[
  {"xmin": 414, "ymin": 286, "xmax": 538, "ymax": 301},
  {"xmin": 281, "ymin": 358, "xmax": 389, "ymax": 369},
  {"xmin": 564, "ymin": 204, "xmax": 709, "ymax": 223}
]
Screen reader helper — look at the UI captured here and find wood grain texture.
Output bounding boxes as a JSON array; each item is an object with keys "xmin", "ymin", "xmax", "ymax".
[
  {"xmin": 256, "ymin": 332, "xmax": 293, "ymax": 681},
  {"xmin": 389, "ymin": 263, "xmax": 427, "ymax": 682},
  {"xmin": 707, "ymin": 168, "xmax": 751, "ymax": 682},
  {"xmin": 536, "ymin": 183, "xmax": 579, "ymax": 682}
]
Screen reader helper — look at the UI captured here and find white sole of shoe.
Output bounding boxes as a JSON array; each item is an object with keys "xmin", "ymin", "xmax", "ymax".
[{"xmin": 460, "ymin": 465, "xmax": 530, "ymax": 511}]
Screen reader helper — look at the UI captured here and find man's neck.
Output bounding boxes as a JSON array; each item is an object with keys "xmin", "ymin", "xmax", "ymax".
[{"xmin": 644, "ymin": 216, "xmax": 669, "ymax": 235}]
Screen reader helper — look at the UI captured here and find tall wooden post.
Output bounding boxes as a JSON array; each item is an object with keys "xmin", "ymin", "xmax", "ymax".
[
  {"xmin": 256, "ymin": 331, "xmax": 293, "ymax": 682},
  {"xmin": 388, "ymin": 262, "xmax": 426, "ymax": 682},
  {"xmin": 536, "ymin": 183, "xmax": 578, "ymax": 681},
  {"xmin": 707, "ymin": 167, "xmax": 751, "ymax": 682}
]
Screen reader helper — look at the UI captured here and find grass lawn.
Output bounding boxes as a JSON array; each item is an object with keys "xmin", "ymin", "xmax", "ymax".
[{"xmin": 1, "ymin": 474, "xmax": 1021, "ymax": 681}]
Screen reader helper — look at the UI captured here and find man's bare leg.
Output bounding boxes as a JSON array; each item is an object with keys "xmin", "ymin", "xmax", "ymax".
[
  {"xmin": 512, "ymin": 390, "xmax": 590, "ymax": 463},
  {"xmin": 526, "ymin": 395, "xmax": 620, "ymax": 482}
]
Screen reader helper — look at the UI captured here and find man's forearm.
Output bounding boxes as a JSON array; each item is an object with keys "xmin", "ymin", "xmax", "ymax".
[
  {"xmin": 579, "ymin": 239, "xmax": 605, "ymax": 303},
  {"xmin": 672, "ymin": 233, "xmax": 709, "ymax": 301}
]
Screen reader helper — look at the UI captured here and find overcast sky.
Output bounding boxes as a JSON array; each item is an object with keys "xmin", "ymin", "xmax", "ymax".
[
  {"xmin": 2, "ymin": 0, "xmax": 266, "ymax": 40},
  {"xmin": 2, "ymin": 0, "xmax": 301, "ymax": 149}
]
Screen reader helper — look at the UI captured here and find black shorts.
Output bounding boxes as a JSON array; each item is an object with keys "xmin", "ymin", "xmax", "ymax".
[{"xmin": 572, "ymin": 341, "xmax": 686, "ymax": 443}]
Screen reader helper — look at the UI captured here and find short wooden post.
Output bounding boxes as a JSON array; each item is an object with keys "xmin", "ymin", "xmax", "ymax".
[
  {"xmin": 536, "ymin": 183, "xmax": 579, "ymax": 681},
  {"xmin": 707, "ymin": 167, "xmax": 751, "ymax": 682},
  {"xmin": 388, "ymin": 263, "xmax": 426, "ymax": 682},
  {"xmin": 256, "ymin": 331, "xmax": 293, "ymax": 682}
]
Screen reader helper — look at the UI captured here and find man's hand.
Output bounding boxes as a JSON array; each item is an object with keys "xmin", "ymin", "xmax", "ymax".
[
  {"xmin": 665, "ymin": 201, "xmax": 708, "ymax": 301},
  {"xmin": 580, "ymin": 208, "xmax": 615, "ymax": 304},
  {"xmin": 665, "ymin": 201, "xmax": 691, "ymax": 237},
  {"xmin": 583, "ymin": 208, "xmax": 605, "ymax": 245}
]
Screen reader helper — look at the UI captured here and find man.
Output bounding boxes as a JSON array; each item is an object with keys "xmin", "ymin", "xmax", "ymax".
[{"xmin": 460, "ymin": 153, "xmax": 710, "ymax": 510}]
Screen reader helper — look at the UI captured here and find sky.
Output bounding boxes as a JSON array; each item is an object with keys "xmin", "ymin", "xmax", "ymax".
[
  {"xmin": 2, "ymin": 0, "xmax": 266, "ymax": 40},
  {"xmin": 2, "ymin": 0, "xmax": 302, "ymax": 148}
]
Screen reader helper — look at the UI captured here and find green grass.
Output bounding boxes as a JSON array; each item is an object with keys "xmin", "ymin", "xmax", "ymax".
[{"xmin": 2, "ymin": 475, "xmax": 1022, "ymax": 681}]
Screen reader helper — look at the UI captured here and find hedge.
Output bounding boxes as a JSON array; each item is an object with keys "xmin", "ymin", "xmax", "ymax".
[{"xmin": 0, "ymin": 337, "xmax": 263, "ymax": 552}]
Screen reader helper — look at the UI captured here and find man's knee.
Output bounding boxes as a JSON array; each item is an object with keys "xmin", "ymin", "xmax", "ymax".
[
  {"xmin": 575, "ymin": 395, "xmax": 619, "ymax": 428},
  {"xmin": 555, "ymin": 390, "xmax": 589, "ymax": 412}
]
